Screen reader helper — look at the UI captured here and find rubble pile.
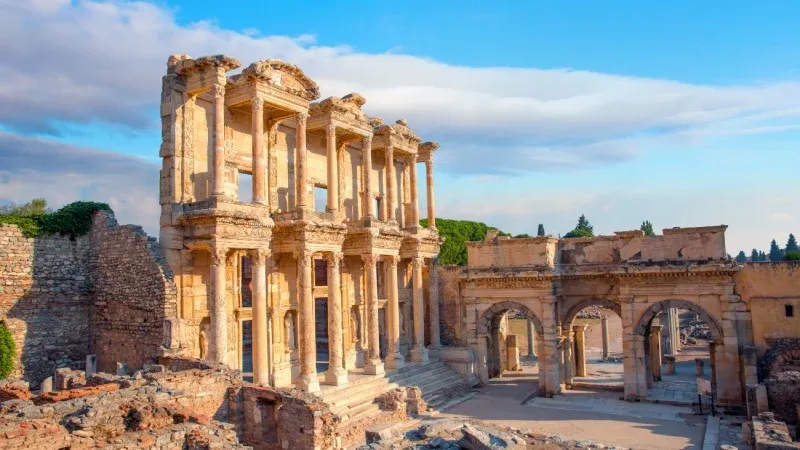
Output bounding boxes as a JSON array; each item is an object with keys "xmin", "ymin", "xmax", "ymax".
[
  {"xmin": 360, "ymin": 419, "xmax": 622, "ymax": 450},
  {"xmin": 680, "ymin": 317, "xmax": 712, "ymax": 343}
]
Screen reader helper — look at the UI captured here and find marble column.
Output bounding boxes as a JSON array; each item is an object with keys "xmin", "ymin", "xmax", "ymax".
[
  {"xmin": 251, "ymin": 249, "xmax": 269, "ymax": 384},
  {"xmin": 573, "ymin": 325, "xmax": 588, "ymax": 377},
  {"xmin": 425, "ymin": 158, "xmax": 436, "ymax": 230},
  {"xmin": 385, "ymin": 145, "xmax": 396, "ymax": 222},
  {"xmin": 666, "ymin": 308, "xmax": 679, "ymax": 355},
  {"xmin": 325, "ymin": 125, "xmax": 338, "ymax": 213},
  {"xmin": 251, "ymin": 96, "xmax": 266, "ymax": 205},
  {"xmin": 650, "ymin": 324, "xmax": 663, "ymax": 382},
  {"xmin": 601, "ymin": 316, "xmax": 610, "ymax": 359},
  {"xmin": 410, "ymin": 256, "xmax": 429, "ymax": 362},
  {"xmin": 363, "ymin": 254, "xmax": 384, "ymax": 375},
  {"xmin": 427, "ymin": 257, "xmax": 441, "ymax": 357},
  {"xmin": 408, "ymin": 154, "xmax": 420, "ymax": 228},
  {"xmin": 527, "ymin": 319, "xmax": 536, "ymax": 357},
  {"xmin": 296, "ymin": 249, "xmax": 320, "ymax": 392},
  {"xmin": 385, "ymin": 256, "xmax": 405, "ymax": 369},
  {"xmin": 211, "ymin": 84, "xmax": 227, "ymax": 198},
  {"xmin": 325, "ymin": 252, "xmax": 347, "ymax": 385},
  {"xmin": 210, "ymin": 245, "xmax": 227, "ymax": 364},
  {"xmin": 362, "ymin": 135, "xmax": 374, "ymax": 220},
  {"xmin": 295, "ymin": 112, "xmax": 309, "ymax": 210}
]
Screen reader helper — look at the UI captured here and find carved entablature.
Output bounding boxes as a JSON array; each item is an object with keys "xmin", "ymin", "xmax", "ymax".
[
  {"xmin": 308, "ymin": 93, "xmax": 373, "ymax": 136},
  {"xmin": 418, "ymin": 141, "xmax": 440, "ymax": 164},
  {"xmin": 342, "ymin": 229, "xmax": 403, "ymax": 255},
  {"xmin": 172, "ymin": 54, "xmax": 241, "ymax": 94},
  {"xmin": 241, "ymin": 59, "xmax": 320, "ymax": 101},
  {"xmin": 465, "ymin": 277, "xmax": 554, "ymax": 290},
  {"xmin": 372, "ymin": 118, "xmax": 422, "ymax": 154}
]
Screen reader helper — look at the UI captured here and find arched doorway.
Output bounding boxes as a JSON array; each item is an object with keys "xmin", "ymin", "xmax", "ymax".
[
  {"xmin": 477, "ymin": 301, "xmax": 546, "ymax": 393},
  {"xmin": 634, "ymin": 300, "xmax": 723, "ymax": 404},
  {"xmin": 561, "ymin": 299, "xmax": 623, "ymax": 391}
]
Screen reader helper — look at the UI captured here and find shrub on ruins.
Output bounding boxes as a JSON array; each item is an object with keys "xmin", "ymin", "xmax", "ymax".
[
  {"xmin": 640, "ymin": 220, "xmax": 655, "ymax": 236},
  {"xmin": 785, "ymin": 251, "xmax": 800, "ymax": 261},
  {"xmin": 564, "ymin": 214, "xmax": 594, "ymax": 238},
  {"xmin": 0, "ymin": 198, "xmax": 111, "ymax": 238},
  {"xmin": 0, "ymin": 322, "xmax": 15, "ymax": 379}
]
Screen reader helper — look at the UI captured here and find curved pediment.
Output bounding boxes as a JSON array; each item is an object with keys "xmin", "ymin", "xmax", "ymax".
[{"xmin": 242, "ymin": 59, "xmax": 320, "ymax": 101}]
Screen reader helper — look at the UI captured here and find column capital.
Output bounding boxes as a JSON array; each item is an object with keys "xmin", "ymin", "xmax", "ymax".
[
  {"xmin": 249, "ymin": 248, "xmax": 270, "ymax": 265},
  {"xmin": 406, "ymin": 153, "xmax": 417, "ymax": 165},
  {"xmin": 361, "ymin": 253, "xmax": 378, "ymax": 267},
  {"xmin": 410, "ymin": 255, "xmax": 424, "ymax": 270},
  {"xmin": 362, "ymin": 134, "xmax": 373, "ymax": 147},
  {"xmin": 211, "ymin": 84, "xmax": 226, "ymax": 98},
  {"xmin": 251, "ymin": 95, "xmax": 265, "ymax": 111},
  {"xmin": 325, "ymin": 123, "xmax": 336, "ymax": 137},
  {"xmin": 295, "ymin": 248, "xmax": 313, "ymax": 266},
  {"xmin": 211, "ymin": 246, "xmax": 228, "ymax": 266},
  {"xmin": 325, "ymin": 251, "xmax": 344, "ymax": 265},
  {"xmin": 384, "ymin": 255, "xmax": 399, "ymax": 268},
  {"xmin": 296, "ymin": 111, "xmax": 309, "ymax": 125}
]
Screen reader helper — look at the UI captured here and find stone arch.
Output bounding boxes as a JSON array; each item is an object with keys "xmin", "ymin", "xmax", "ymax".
[
  {"xmin": 477, "ymin": 300, "xmax": 544, "ymax": 337},
  {"xmin": 634, "ymin": 299, "xmax": 723, "ymax": 342},
  {"xmin": 563, "ymin": 298, "xmax": 622, "ymax": 329}
]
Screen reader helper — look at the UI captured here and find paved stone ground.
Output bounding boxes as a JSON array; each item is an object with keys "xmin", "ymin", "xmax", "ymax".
[{"xmin": 441, "ymin": 366, "xmax": 706, "ymax": 450}]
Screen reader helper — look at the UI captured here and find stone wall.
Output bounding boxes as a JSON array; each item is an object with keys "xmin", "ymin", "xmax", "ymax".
[
  {"xmin": 0, "ymin": 224, "xmax": 91, "ymax": 388},
  {"xmin": 90, "ymin": 211, "xmax": 179, "ymax": 374},
  {"xmin": 438, "ymin": 265, "xmax": 464, "ymax": 345},
  {"xmin": 765, "ymin": 371, "xmax": 800, "ymax": 425}
]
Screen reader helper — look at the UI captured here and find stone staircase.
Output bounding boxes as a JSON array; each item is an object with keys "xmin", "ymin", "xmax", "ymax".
[{"xmin": 318, "ymin": 361, "xmax": 468, "ymax": 424}]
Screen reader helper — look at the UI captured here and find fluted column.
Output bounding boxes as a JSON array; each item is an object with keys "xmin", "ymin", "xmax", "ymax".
[
  {"xmin": 385, "ymin": 145, "xmax": 396, "ymax": 222},
  {"xmin": 210, "ymin": 245, "xmax": 227, "ymax": 364},
  {"xmin": 427, "ymin": 257, "xmax": 441, "ymax": 356},
  {"xmin": 425, "ymin": 158, "xmax": 436, "ymax": 230},
  {"xmin": 362, "ymin": 135, "xmax": 374, "ymax": 220},
  {"xmin": 325, "ymin": 252, "xmax": 347, "ymax": 385},
  {"xmin": 410, "ymin": 256, "xmax": 429, "ymax": 363},
  {"xmin": 211, "ymin": 84, "xmax": 227, "ymax": 198},
  {"xmin": 296, "ymin": 249, "xmax": 320, "ymax": 392},
  {"xmin": 363, "ymin": 254, "xmax": 384, "ymax": 375},
  {"xmin": 385, "ymin": 256, "xmax": 404, "ymax": 369},
  {"xmin": 408, "ymin": 154, "xmax": 420, "ymax": 229},
  {"xmin": 295, "ymin": 112, "xmax": 309, "ymax": 210},
  {"xmin": 325, "ymin": 125, "xmax": 339, "ymax": 213},
  {"xmin": 251, "ymin": 249, "xmax": 269, "ymax": 384},
  {"xmin": 251, "ymin": 96, "xmax": 266, "ymax": 204}
]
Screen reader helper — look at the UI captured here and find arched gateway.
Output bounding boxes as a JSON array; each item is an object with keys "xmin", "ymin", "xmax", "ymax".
[{"xmin": 455, "ymin": 227, "xmax": 756, "ymax": 407}]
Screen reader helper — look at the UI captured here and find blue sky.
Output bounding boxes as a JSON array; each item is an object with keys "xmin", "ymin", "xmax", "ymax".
[{"xmin": 1, "ymin": 0, "xmax": 799, "ymax": 255}]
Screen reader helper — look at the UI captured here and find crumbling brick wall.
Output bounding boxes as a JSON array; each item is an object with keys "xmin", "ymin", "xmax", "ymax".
[
  {"xmin": 0, "ymin": 224, "xmax": 92, "ymax": 388},
  {"xmin": 765, "ymin": 371, "xmax": 800, "ymax": 425},
  {"xmin": 89, "ymin": 211, "xmax": 179, "ymax": 374}
]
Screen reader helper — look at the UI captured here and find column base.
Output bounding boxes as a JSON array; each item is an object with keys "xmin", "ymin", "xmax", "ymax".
[
  {"xmin": 365, "ymin": 359, "xmax": 385, "ymax": 375},
  {"xmin": 324, "ymin": 368, "xmax": 349, "ymax": 386},
  {"xmin": 297, "ymin": 374, "xmax": 321, "ymax": 393},
  {"xmin": 427, "ymin": 344, "xmax": 441, "ymax": 361},
  {"xmin": 385, "ymin": 352, "xmax": 405, "ymax": 370},
  {"xmin": 273, "ymin": 365, "xmax": 293, "ymax": 388},
  {"xmin": 410, "ymin": 346, "xmax": 429, "ymax": 363}
]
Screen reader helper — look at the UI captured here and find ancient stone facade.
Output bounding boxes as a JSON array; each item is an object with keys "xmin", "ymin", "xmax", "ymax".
[
  {"xmin": 0, "ymin": 212, "xmax": 177, "ymax": 388},
  {"xmin": 440, "ymin": 227, "xmax": 759, "ymax": 408},
  {"xmin": 157, "ymin": 54, "xmax": 443, "ymax": 394}
]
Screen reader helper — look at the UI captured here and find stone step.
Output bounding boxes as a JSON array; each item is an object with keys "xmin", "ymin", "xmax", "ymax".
[
  {"xmin": 320, "ymin": 362, "xmax": 446, "ymax": 399},
  {"xmin": 335, "ymin": 400, "xmax": 382, "ymax": 421},
  {"xmin": 325, "ymin": 366, "xmax": 454, "ymax": 408},
  {"xmin": 321, "ymin": 363, "xmax": 449, "ymax": 404}
]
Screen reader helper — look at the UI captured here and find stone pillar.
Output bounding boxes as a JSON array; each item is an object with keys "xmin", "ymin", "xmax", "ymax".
[
  {"xmin": 211, "ymin": 83, "xmax": 227, "ymax": 198},
  {"xmin": 385, "ymin": 145, "xmax": 396, "ymax": 222},
  {"xmin": 573, "ymin": 325, "xmax": 587, "ymax": 378},
  {"xmin": 363, "ymin": 254, "xmax": 384, "ymax": 375},
  {"xmin": 427, "ymin": 257, "xmax": 441, "ymax": 358},
  {"xmin": 40, "ymin": 377, "xmax": 53, "ymax": 394},
  {"xmin": 410, "ymin": 256, "xmax": 429, "ymax": 363},
  {"xmin": 506, "ymin": 335, "xmax": 520, "ymax": 371},
  {"xmin": 251, "ymin": 249, "xmax": 269, "ymax": 385},
  {"xmin": 694, "ymin": 358, "xmax": 704, "ymax": 377},
  {"xmin": 650, "ymin": 324, "xmax": 663, "ymax": 382},
  {"xmin": 425, "ymin": 158, "xmax": 436, "ymax": 230},
  {"xmin": 295, "ymin": 112, "xmax": 309, "ymax": 210},
  {"xmin": 296, "ymin": 249, "xmax": 320, "ymax": 392},
  {"xmin": 385, "ymin": 256, "xmax": 405, "ymax": 369},
  {"xmin": 601, "ymin": 316, "xmax": 610, "ymax": 359},
  {"xmin": 540, "ymin": 298, "xmax": 561, "ymax": 396},
  {"xmin": 251, "ymin": 96, "xmax": 266, "ymax": 205},
  {"xmin": 664, "ymin": 355, "xmax": 676, "ymax": 375},
  {"xmin": 325, "ymin": 252, "xmax": 347, "ymax": 385},
  {"xmin": 326, "ymin": 125, "xmax": 338, "ymax": 213},
  {"xmin": 362, "ymin": 135, "xmax": 374, "ymax": 220},
  {"xmin": 210, "ymin": 245, "xmax": 227, "ymax": 364},
  {"xmin": 666, "ymin": 308, "xmax": 679, "ymax": 356},
  {"xmin": 526, "ymin": 319, "xmax": 536, "ymax": 357},
  {"xmin": 86, "ymin": 355, "xmax": 97, "ymax": 377},
  {"xmin": 408, "ymin": 154, "xmax": 420, "ymax": 228}
]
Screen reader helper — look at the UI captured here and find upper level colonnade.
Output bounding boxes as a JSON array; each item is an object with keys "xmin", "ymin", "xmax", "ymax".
[{"xmin": 158, "ymin": 54, "xmax": 439, "ymax": 231}]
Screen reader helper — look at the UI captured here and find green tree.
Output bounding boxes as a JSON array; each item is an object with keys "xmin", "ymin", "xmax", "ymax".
[
  {"xmin": 735, "ymin": 251, "xmax": 747, "ymax": 263},
  {"xmin": 786, "ymin": 251, "xmax": 800, "ymax": 261},
  {"xmin": 564, "ymin": 214, "xmax": 594, "ymax": 238},
  {"xmin": 0, "ymin": 198, "xmax": 49, "ymax": 217},
  {"xmin": 769, "ymin": 239, "xmax": 784, "ymax": 262},
  {"xmin": 537, "ymin": 224, "xmax": 546, "ymax": 237},
  {"xmin": 640, "ymin": 220, "xmax": 655, "ymax": 237},
  {"xmin": 514, "ymin": 233, "xmax": 532, "ymax": 238},
  {"xmin": 0, "ymin": 322, "xmax": 14, "ymax": 379},
  {"xmin": 787, "ymin": 234, "xmax": 799, "ymax": 253},
  {"xmin": 759, "ymin": 250, "xmax": 767, "ymax": 262},
  {"xmin": 750, "ymin": 249, "xmax": 759, "ymax": 262},
  {"xmin": 420, "ymin": 218, "xmax": 509, "ymax": 265}
]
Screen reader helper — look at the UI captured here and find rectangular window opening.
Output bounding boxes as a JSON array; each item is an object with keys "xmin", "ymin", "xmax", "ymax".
[
  {"xmin": 786, "ymin": 304, "xmax": 795, "ymax": 317},
  {"xmin": 374, "ymin": 196, "xmax": 382, "ymax": 220},
  {"xmin": 238, "ymin": 172, "xmax": 253, "ymax": 203},
  {"xmin": 241, "ymin": 255, "xmax": 252, "ymax": 308},
  {"xmin": 314, "ymin": 186, "xmax": 328, "ymax": 213},
  {"xmin": 314, "ymin": 259, "xmax": 328, "ymax": 287}
]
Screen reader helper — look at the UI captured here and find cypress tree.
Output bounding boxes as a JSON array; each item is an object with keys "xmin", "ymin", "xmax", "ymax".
[
  {"xmin": 787, "ymin": 234, "xmax": 799, "ymax": 253},
  {"xmin": 537, "ymin": 224, "xmax": 545, "ymax": 237},
  {"xmin": 769, "ymin": 240, "xmax": 783, "ymax": 262}
]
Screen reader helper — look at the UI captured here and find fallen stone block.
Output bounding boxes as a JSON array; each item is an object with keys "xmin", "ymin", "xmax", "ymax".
[{"xmin": 365, "ymin": 422, "xmax": 400, "ymax": 444}]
